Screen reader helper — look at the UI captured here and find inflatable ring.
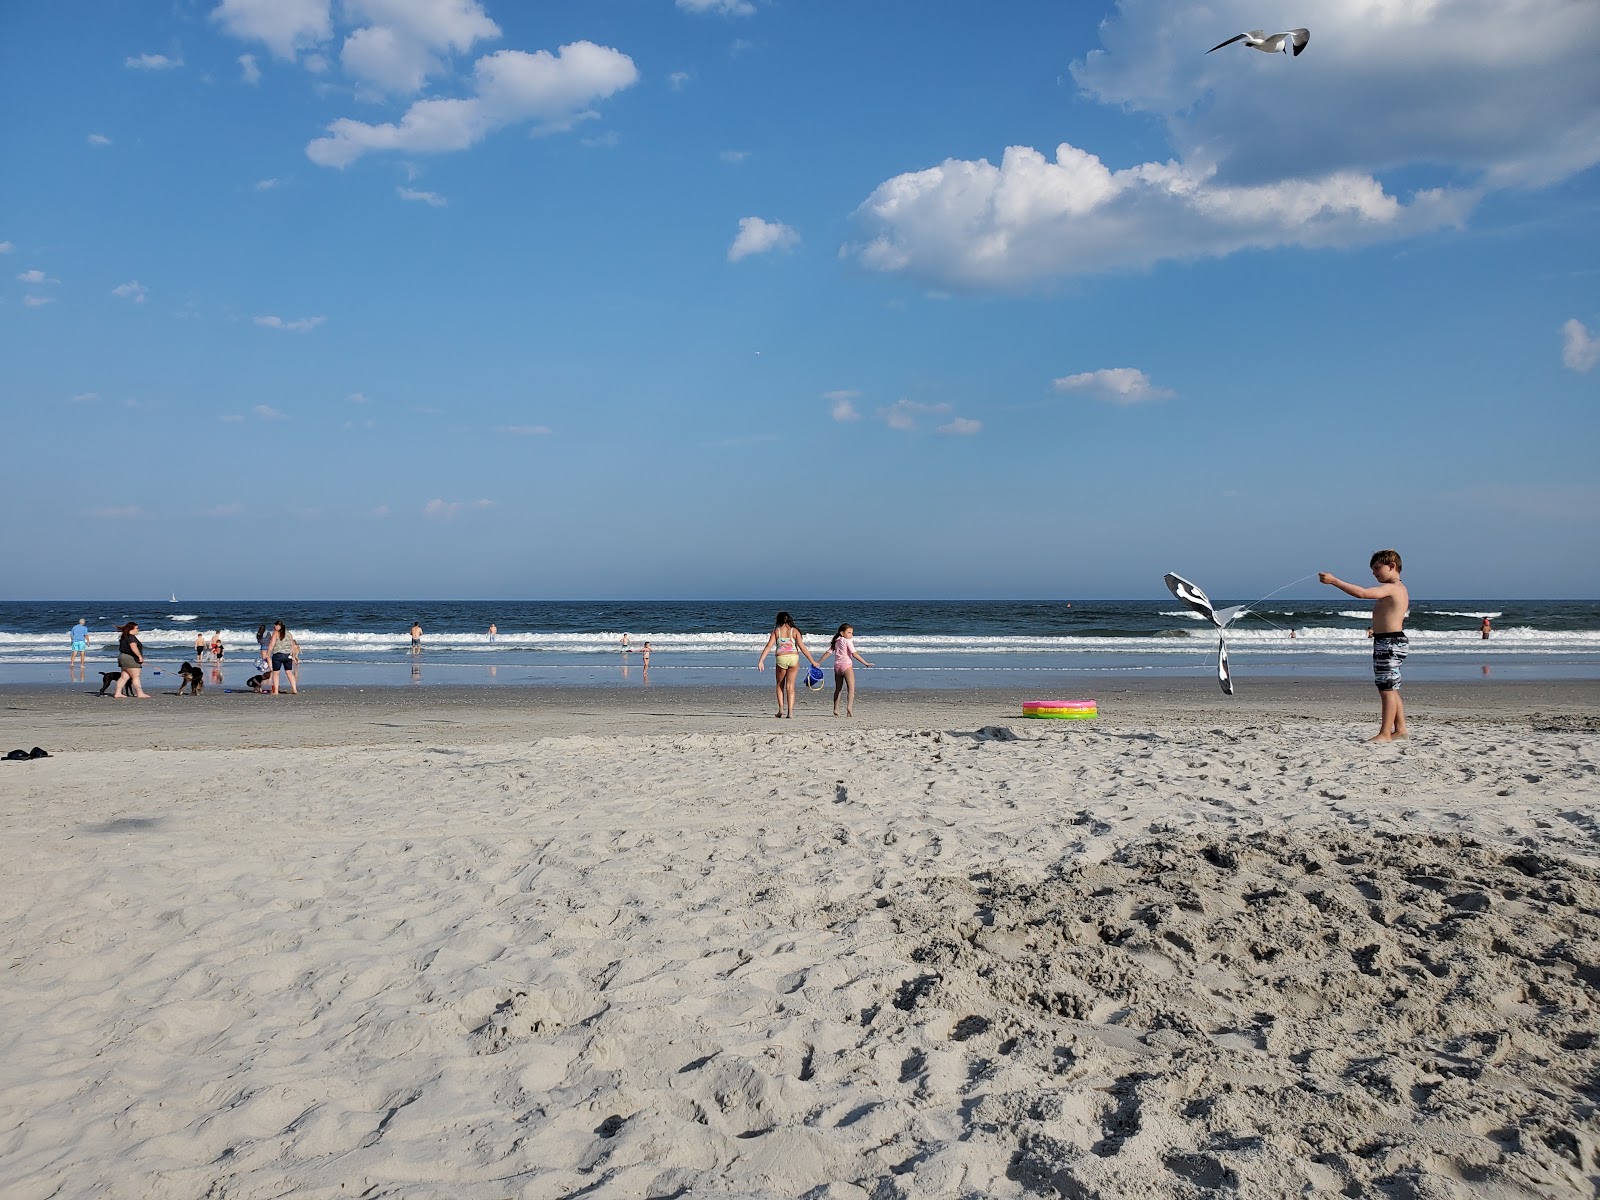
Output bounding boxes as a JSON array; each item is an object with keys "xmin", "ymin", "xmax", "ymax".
[
  {"xmin": 1023, "ymin": 710, "xmax": 1098, "ymax": 719},
  {"xmin": 1023, "ymin": 699, "xmax": 1095, "ymax": 710}
]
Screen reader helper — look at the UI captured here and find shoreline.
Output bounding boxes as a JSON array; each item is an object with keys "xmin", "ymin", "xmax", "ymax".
[{"xmin": 5, "ymin": 677, "xmax": 1599, "ymax": 754}]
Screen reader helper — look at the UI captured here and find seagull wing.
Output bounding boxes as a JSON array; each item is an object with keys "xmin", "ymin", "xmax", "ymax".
[
  {"xmin": 1290, "ymin": 27, "xmax": 1310, "ymax": 56},
  {"xmin": 1207, "ymin": 32, "xmax": 1247, "ymax": 53}
]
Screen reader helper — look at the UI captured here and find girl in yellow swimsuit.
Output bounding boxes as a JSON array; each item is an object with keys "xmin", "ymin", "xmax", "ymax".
[{"xmin": 756, "ymin": 611, "xmax": 819, "ymax": 718}]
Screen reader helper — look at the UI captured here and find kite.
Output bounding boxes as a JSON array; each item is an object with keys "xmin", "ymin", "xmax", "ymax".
[
  {"xmin": 1207, "ymin": 28, "xmax": 1311, "ymax": 56},
  {"xmin": 1164, "ymin": 572, "xmax": 1255, "ymax": 694},
  {"xmin": 1164, "ymin": 571, "xmax": 1316, "ymax": 694}
]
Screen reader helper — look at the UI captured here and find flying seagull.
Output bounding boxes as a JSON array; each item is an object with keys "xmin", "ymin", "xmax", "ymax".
[{"xmin": 1207, "ymin": 28, "xmax": 1310, "ymax": 56}]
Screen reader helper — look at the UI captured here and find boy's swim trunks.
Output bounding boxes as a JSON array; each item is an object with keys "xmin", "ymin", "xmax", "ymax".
[{"xmin": 1373, "ymin": 632, "xmax": 1408, "ymax": 691}]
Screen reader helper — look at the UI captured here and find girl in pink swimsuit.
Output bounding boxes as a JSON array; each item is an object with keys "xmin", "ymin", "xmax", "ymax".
[{"xmin": 822, "ymin": 623, "xmax": 874, "ymax": 717}]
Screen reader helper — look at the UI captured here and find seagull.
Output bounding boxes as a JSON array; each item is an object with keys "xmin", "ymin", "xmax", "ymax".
[{"xmin": 1207, "ymin": 27, "xmax": 1310, "ymax": 56}]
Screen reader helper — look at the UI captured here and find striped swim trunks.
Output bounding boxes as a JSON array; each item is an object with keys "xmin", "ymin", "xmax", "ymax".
[{"xmin": 1373, "ymin": 632, "xmax": 1408, "ymax": 692}]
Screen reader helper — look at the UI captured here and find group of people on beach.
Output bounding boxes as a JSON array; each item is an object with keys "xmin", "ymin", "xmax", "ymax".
[{"xmin": 757, "ymin": 612, "xmax": 874, "ymax": 718}]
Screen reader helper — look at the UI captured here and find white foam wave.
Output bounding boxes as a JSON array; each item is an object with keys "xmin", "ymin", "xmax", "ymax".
[
  {"xmin": 1429, "ymin": 611, "xmax": 1503, "ymax": 620},
  {"xmin": 171, "ymin": 614, "xmax": 199, "ymax": 621}
]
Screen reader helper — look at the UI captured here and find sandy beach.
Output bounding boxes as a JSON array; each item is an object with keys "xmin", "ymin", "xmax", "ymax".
[{"xmin": 3, "ymin": 680, "xmax": 1599, "ymax": 1197}]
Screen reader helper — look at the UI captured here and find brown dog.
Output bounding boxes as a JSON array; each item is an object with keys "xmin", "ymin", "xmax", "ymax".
[{"xmin": 177, "ymin": 661, "xmax": 204, "ymax": 696}]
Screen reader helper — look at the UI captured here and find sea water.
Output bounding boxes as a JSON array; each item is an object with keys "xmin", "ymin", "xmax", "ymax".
[{"xmin": 3, "ymin": 599, "xmax": 1597, "ymax": 687}]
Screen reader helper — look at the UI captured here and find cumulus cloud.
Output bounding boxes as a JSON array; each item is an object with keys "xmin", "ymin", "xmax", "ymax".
[
  {"xmin": 18, "ymin": 269, "xmax": 57, "ymax": 284},
  {"xmin": 112, "ymin": 280, "xmax": 148, "ymax": 304},
  {"xmin": 668, "ymin": 71, "xmax": 692, "ymax": 91},
  {"xmin": 678, "ymin": 0, "xmax": 755, "ymax": 14},
  {"xmin": 1053, "ymin": 367, "xmax": 1175, "ymax": 405},
  {"xmin": 878, "ymin": 398, "xmax": 950, "ymax": 432},
  {"xmin": 254, "ymin": 177, "xmax": 282, "ymax": 191},
  {"xmin": 254, "ymin": 314, "xmax": 325, "ymax": 332},
  {"xmin": 825, "ymin": 389, "xmax": 861, "ymax": 421},
  {"xmin": 211, "ymin": 0, "xmax": 333, "ymax": 61},
  {"xmin": 126, "ymin": 52, "xmax": 182, "ymax": 70},
  {"xmin": 23, "ymin": 295, "xmax": 54, "ymax": 308},
  {"xmin": 253, "ymin": 404, "xmax": 287, "ymax": 420},
  {"xmin": 423, "ymin": 497, "xmax": 493, "ymax": 519},
  {"xmin": 850, "ymin": 143, "xmax": 1467, "ymax": 288},
  {"xmin": 239, "ymin": 53, "xmax": 261, "ymax": 83},
  {"xmin": 728, "ymin": 216, "xmax": 799, "ymax": 262},
  {"xmin": 497, "ymin": 424, "xmax": 552, "ymax": 435},
  {"xmin": 347, "ymin": 391, "xmax": 370, "ymax": 403},
  {"xmin": 397, "ymin": 185, "xmax": 447, "ymax": 206},
  {"xmin": 0, "ymin": 241, "xmax": 12, "ymax": 253},
  {"xmin": 849, "ymin": 0, "xmax": 1599, "ymax": 288},
  {"xmin": 1561, "ymin": 319, "xmax": 1599, "ymax": 373},
  {"xmin": 307, "ymin": 42, "xmax": 638, "ymax": 167},
  {"xmin": 339, "ymin": 0, "xmax": 500, "ymax": 95},
  {"xmin": 87, "ymin": 133, "xmax": 112, "ymax": 146},
  {"xmin": 937, "ymin": 417, "xmax": 982, "ymax": 436}
]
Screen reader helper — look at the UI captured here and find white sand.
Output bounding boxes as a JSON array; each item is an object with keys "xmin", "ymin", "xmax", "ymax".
[{"xmin": 3, "ymin": 686, "xmax": 1598, "ymax": 1198}]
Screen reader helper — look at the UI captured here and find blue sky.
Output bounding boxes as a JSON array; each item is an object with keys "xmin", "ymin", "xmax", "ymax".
[{"xmin": 2, "ymin": 0, "xmax": 1596, "ymax": 600}]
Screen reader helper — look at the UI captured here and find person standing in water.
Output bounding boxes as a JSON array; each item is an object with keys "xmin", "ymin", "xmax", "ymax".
[
  {"xmin": 70, "ymin": 616, "xmax": 89, "ymax": 680},
  {"xmin": 1481, "ymin": 616, "xmax": 1492, "ymax": 640},
  {"xmin": 756, "ymin": 611, "xmax": 820, "ymax": 719}
]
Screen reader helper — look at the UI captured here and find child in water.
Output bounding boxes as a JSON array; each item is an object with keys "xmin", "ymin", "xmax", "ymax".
[{"xmin": 821, "ymin": 623, "xmax": 874, "ymax": 717}]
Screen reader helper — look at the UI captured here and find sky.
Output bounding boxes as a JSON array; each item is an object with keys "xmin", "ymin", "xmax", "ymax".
[{"xmin": 2, "ymin": 0, "xmax": 1597, "ymax": 601}]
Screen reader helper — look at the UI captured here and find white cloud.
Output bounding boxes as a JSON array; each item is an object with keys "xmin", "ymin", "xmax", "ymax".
[
  {"xmin": 498, "ymin": 424, "xmax": 552, "ymax": 435},
  {"xmin": 824, "ymin": 389, "xmax": 861, "ymax": 421},
  {"xmin": 254, "ymin": 177, "xmax": 281, "ymax": 191},
  {"xmin": 423, "ymin": 497, "xmax": 493, "ymax": 519},
  {"xmin": 23, "ymin": 295, "xmax": 54, "ymax": 308},
  {"xmin": 18, "ymin": 269, "xmax": 57, "ymax": 284},
  {"xmin": 1053, "ymin": 367, "xmax": 1175, "ymax": 405},
  {"xmin": 371, "ymin": 504, "xmax": 391, "ymax": 517},
  {"xmin": 1561, "ymin": 319, "xmax": 1599, "ymax": 373},
  {"xmin": 397, "ymin": 185, "xmax": 447, "ymax": 206},
  {"xmin": 211, "ymin": 0, "xmax": 332, "ymax": 61},
  {"xmin": 253, "ymin": 404, "xmax": 287, "ymax": 420},
  {"xmin": 347, "ymin": 391, "xmax": 370, "ymax": 403},
  {"xmin": 254, "ymin": 314, "xmax": 325, "ymax": 332},
  {"xmin": 112, "ymin": 280, "xmax": 148, "ymax": 304},
  {"xmin": 850, "ymin": 143, "xmax": 1467, "ymax": 288},
  {"xmin": 307, "ymin": 42, "xmax": 639, "ymax": 167},
  {"xmin": 878, "ymin": 398, "xmax": 950, "ymax": 432},
  {"xmin": 126, "ymin": 52, "xmax": 183, "ymax": 70},
  {"xmin": 678, "ymin": 0, "xmax": 755, "ymax": 14},
  {"xmin": 850, "ymin": 0, "xmax": 1599, "ymax": 289},
  {"xmin": 0, "ymin": 241, "xmax": 12, "ymax": 253},
  {"xmin": 937, "ymin": 417, "xmax": 982, "ymax": 436},
  {"xmin": 728, "ymin": 216, "xmax": 799, "ymax": 262},
  {"xmin": 668, "ymin": 71, "xmax": 692, "ymax": 91},
  {"xmin": 1075, "ymin": 0, "xmax": 1600, "ymax": 192},
  {"xmin": 340, "ymin": 0, "xmax": 500, "ymax": 95},
  {"xmin": 87, "ymin": 133, "xmax": 112, "ymax": 146},
  {"xmin": 239, "ymin": 53, "xmax": 261, "ymax": 84}
]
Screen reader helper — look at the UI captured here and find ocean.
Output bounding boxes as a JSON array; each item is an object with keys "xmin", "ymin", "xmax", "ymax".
[{"xmin": 4, "ymin": 598, "xmax": 1598, "ymax": 688}]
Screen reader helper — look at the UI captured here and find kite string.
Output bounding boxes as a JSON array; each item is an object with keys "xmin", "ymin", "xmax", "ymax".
[{"xmin": 1241, "ymin": 572, "xmax": 1318, "ymax": 616}]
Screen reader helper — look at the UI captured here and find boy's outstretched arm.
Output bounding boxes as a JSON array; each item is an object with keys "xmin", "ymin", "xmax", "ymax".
[{"xmin": 1319, "ymin": 572, "xmax": 1391, "ymax": 600}]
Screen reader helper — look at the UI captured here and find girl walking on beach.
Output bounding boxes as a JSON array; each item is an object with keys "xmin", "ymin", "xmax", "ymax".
[
  {"xmin": 274, "ymin": 621, "xmax": 300, "ymax": 694},
  {"xmin": 822, "ymin": 623, "xmax": 873, "ymax": 717},
  {"xmin": 112, "ymin": 622, "xmax": 149, "ymax": 698},
  {"xmin": 756, "ymin": 611, "xmax": 819, "ymax": 719}
]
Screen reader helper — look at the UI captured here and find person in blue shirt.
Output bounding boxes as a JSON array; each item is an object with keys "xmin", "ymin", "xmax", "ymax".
[{"xmin": 70, "ymin": 617, "xmax": 89, "ymax": 680}]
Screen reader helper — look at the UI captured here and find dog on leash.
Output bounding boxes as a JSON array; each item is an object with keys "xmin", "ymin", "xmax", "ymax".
[
  {"xmin": 177, "ymin": 661, "xmax": 204, "ymax": 696},
  {"xmin": 97, "ymin": 671, "xmax": 123, "ymax": 696}
]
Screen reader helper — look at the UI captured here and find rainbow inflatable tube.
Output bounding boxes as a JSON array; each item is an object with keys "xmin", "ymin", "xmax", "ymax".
[{"xmin": 1022, "ymin": 699, "xmax": 1098, "ymax": 720}]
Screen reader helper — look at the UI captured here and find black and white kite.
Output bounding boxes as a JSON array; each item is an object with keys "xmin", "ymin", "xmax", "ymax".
[
  {"xmin": 1207, "ymin": 27, "xmax": 1310, "ymax": 56},
  {"xmin": 1164, "ymin": 572, "xmax": 1251, "ymax": 695}
]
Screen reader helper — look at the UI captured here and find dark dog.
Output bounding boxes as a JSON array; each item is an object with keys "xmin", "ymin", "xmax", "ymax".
[
  {"xmin": 177, "ymin": 661, "xmax": 204, "ymax": 696},
  {"xmin": 246, "ymin": 673, "xmax": 269, "ymax": 692},
  {"xmin": 97, "ymin": 671, "xmax": 123, "ymax": 696}
]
